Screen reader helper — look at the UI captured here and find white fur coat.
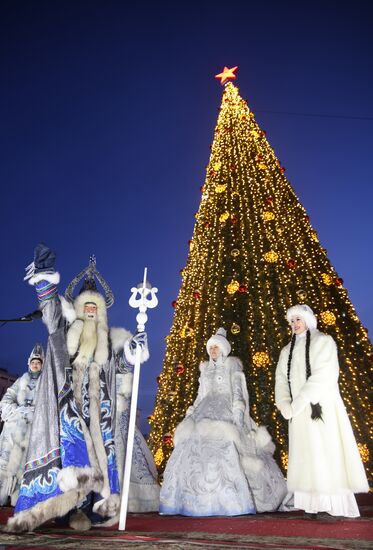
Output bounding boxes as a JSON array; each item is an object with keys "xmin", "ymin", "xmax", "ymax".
[{"xmin": 275, "ymin": 330, "xmax": 369, "ymax": 494}]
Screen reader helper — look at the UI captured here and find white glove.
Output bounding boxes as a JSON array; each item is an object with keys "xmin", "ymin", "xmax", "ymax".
[{"xmin": 279, "ymin": 400, "xmax": 293, "ymax": 420}]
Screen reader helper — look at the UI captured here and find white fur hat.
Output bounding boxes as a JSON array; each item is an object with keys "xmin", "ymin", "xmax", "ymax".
[
  {"xmin": 286, "ymin": 304, "xmax": 317, "ymax": 331},
  {"xmin": 206, "ymin": 327, "xmax": 231, "ymax": 357}
]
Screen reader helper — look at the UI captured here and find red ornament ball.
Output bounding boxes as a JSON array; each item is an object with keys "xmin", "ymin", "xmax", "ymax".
[
  {"xmin": 200, "ymin": 185, "xmax": 205, "ymax": 193},
  {"xmin": 287, "ymin": 259, "xmax": 296, "ymax": 269},
  {"xmin": 192, "ymin": 291, "xmax": 201, "ymax": 300},
  {"xmin": 204, "ymin": 221, "xmax": 211, "ymax": 228},
  {"xmin": 231, "ymin": 215, "xmax": 238, "ymax": 225},
  {"xmin": 175, "ymin": 364, "xmax": 185, "ymax": 375},
  {"xmin": 171, "ymin": 300, "xmax": 177, "ymax": 308},
  {"xmin": 305, "ymin": 215, "xmax": 310, "ymax": 222},
  {"xmin": 230, "ymin": 164, "xmax": 236, "ymax": 172},
  {"xmin": 335, "ymin": 277, "xmax": 344, "ymax": 286},
  {"xmin": 162, "ymin": 433, "xmax": 173, "ymax": 446},
  {"xmin": 156, "ymin": 376, "xmax": 161, "ymax": 384},
  {"xmin": 266, "ymin": 196, "xmax": 273, "ymax": 205},
  {"xmin": 238, "ymin": 284, "xmax": 248, "ymax": 293}
]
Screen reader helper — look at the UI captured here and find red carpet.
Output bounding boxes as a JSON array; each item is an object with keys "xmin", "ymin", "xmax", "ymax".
[{"xmin": 0, "ymin": 494, "xmax": 371, "ymax": 549}]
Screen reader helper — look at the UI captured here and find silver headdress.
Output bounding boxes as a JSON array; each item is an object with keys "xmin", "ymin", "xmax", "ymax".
[
  {"xmin": 28, "ymin": 343, "xmax": 45, "ymax": 366},
  {"xmin": 64, "ymin": 255, "xmax": 114, "ymax": 308}
]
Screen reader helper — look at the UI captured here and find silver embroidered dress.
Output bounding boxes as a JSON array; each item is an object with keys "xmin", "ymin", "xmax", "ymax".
[{"xmin": 160, "ymin": 356, "xmax": 288, "ymax": 516}]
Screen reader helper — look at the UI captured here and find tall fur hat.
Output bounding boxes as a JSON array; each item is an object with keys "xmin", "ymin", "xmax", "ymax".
[
  {"xmin": 28, "ymin": 343, "xmax": 45, "ymax": 366},
  {"xmin": 73, "ymin": 290, "xmax": 108, "ymax": 324},
  {"xmin": 286, "ymin": 304, "xmax": 317, "ymax": 331},
  {"xmin": 206, "ymin": 327, "xmax": 231, "ymax": 357}
]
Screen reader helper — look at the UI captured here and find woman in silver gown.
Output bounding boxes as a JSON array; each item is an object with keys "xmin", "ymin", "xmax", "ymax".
[{"xmin": 160, "ymin": 328, "xmax": 289, "ymax": 516}]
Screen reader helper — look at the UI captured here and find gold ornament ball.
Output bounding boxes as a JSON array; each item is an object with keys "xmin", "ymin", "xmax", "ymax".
[
  {"xmin": 264, "ymin": 250, "xmax": 279, "ymax": 263},
  {"xmin": 231, "ymin": 248, "xmax": 240, "ymax": 257},
  {"xmin": 180, "ymin": 325, "xmax": 195, "ymax": 338},
  {"xmin": 154, "ymin": 448, "xmax": 164, "ymax": 467},
  {"xmin": 227, "ymin": 280, "xmax": 240, "ymax": 294},
  {"xmin": 215, "ymin": 183, "xmax": 227, "ymax": 193},
  {"xmin": 219, "ymin": 211, "xmax": 230, "ymax": 223},
  {"xmin": 262, "ymin": 211, "xmax": 275, "ymax": 221},
  {"xmin": 253, "ymin": 351, "xmax": 270, "ymax": 367},
  {"xmin": 296, "ymin": 289, "xmax": 307, "ymax": 301},
  {"xmin": 231, "ymin": 323, "xmax": 241, "ymax": 334},
  {"xmin": 321, "ymin": 273, "xmax": 333, "ymax": 285},
  {"xmin": 320, "ymin": 310, "xmax": 336, "ymax": 326}
]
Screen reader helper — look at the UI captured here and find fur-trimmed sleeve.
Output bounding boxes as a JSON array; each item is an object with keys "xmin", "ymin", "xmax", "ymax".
[{"xmin": 275, "ymin": 346, "xmax": 291, "ymax": 408}]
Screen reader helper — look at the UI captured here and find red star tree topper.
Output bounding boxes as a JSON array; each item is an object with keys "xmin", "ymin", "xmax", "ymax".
[{"xmin": 215, "ymin": 65, "xmax": 239, "ymax": 85}]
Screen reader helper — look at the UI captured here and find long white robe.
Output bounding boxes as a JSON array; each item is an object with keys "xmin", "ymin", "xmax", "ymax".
[{"xmin": 275, "ymin": 329, "xmax": 369, "ymax": 517}]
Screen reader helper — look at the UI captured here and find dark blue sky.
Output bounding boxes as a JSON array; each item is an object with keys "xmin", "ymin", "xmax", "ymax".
[{"xmin": 1, "ymin": 1, "xmax": 372, "ymax": 430}]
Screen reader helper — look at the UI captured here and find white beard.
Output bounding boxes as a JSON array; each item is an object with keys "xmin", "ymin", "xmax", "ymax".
[{"xmin": 74, "ymin": 319, "xmax": 98, "ymax": 366}]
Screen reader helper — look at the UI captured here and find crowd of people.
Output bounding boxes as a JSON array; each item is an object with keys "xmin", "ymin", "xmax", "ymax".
[{"xmin": 0, "ymin": 244, "xmax": 368, "ymax": 532}]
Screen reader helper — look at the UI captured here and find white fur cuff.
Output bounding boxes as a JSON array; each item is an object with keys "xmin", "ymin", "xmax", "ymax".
[
  {"xmin": 124, "ymin": 339, "xmax": 150, "ymax": 365},
  {"xmin": 28, "ymin": 271, "xmax": 60, "ymax": 286}
]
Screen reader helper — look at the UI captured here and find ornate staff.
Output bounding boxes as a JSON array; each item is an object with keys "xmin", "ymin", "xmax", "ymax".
[{"xmin": 118, "ymin": 267, "xmax": 158, "ymax": 531}]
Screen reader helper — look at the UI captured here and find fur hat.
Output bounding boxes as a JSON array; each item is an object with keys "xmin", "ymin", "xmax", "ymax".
[
  {"xmin": 206, "ymin": 327, "xmax": 231, "ymax": 357},
  {"xmin": 286, "ymin": 304, "xmax": 317, "ymax": 331},
  {"xmin": 28, "ymin": 343, "xmax": 45, "ymax": 366},
  {"xmin": 73, "ymin": 289, "xmax": 108, "ymax": 323}
]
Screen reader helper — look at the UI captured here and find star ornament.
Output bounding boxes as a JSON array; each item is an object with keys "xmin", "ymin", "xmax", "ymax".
[{"xmin": 215, "ymin": 65, "xmax": 239, "ymax": 85}]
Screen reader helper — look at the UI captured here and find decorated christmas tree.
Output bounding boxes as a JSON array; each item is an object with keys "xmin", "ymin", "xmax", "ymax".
[{"xmin": 148, "ymin": 67, "xmax": 372, "ymax": 482}]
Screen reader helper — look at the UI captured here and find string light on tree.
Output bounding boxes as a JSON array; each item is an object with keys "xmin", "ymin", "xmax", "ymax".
[{"xmin": 148, "ymin": 67, "xmax": 373, "ymax": 483}]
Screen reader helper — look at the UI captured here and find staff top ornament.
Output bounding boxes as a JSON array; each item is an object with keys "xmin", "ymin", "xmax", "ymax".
[
  {"xmin": 215, "ymin": 65, "xmax": 239, "ymax": 85},
  {"xmin": 129, "ymin": 268, "xmax": 158, "ymax": 332}
]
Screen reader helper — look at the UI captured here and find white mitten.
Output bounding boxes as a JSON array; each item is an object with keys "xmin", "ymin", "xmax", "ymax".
[{"xmin": 279, "ymin": 400, "xmax": 293, "ymax": 420}]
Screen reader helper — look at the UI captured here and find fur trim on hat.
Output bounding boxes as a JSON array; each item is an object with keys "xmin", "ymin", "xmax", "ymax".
[
  {"xmin": 286, "ymin": 304, "xmax": 317, "ymax": 331},
  {"xmin": 206, "ymin": 327, "xmax": 231, "ymax": 357},
  {"xmin": 73, "ymin": 290, "xmax": 107, "ymax": 322}
]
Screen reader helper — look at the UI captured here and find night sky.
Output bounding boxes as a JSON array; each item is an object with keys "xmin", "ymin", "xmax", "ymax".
[{"xmin": 1, "ymin": 1, "xmax": 372, "ymax": 431}]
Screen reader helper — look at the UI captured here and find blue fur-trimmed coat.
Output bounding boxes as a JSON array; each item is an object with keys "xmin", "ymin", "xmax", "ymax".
[{"xmin": 6, "ymin": 292, "xmax": 133, "ymax": 532}]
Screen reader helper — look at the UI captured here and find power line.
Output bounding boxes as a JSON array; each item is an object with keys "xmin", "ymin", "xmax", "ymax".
[{"xmin": 255, "ymin": 109, "xmax": 373, "ymax": 121}]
